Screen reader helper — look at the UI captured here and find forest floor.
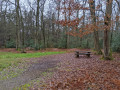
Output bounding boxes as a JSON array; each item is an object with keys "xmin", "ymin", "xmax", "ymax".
[{"xmin": 0, "ymin": 48, "xmax": 120, "ymax": 90}]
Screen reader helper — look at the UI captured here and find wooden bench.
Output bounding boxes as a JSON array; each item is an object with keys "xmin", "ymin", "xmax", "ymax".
[{"xmin": 75, "ymin": 51, "xmax": 91, "ymax": 58}]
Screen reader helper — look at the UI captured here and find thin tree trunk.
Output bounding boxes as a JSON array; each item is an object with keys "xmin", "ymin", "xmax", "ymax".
[
  {"xmin": 57, "ymin": 1, "xmax": 60, "ymax": 39},
  {"xmin": 20, "ymin": 8, "xmax": 25, "ymax": 53},
  {"xmin": 41, "ymin": 10, "xmax": 46, "ymax": 49},
  {"xmin": 110, "ymin": 17, "xmax": 114, "ymax": 47},
  {"xmin": 115, "ymin": 15, "xmax": 119, "ymax": 31},
  {"xmin": 35, "ymin": 0, "xmax": 40, "ymax": 50},
  {"xmin": 67, "ymin": 1, "xmax": 71, "ymax": 49},
  {"xmin": 15, "ymin": 0, "xmax": 20, "ymax": 50},
  {"xmin": 52, "ymin": 13, "xmax": 55, "ymax": 46},
  {"xmin": 64, "ymin": 0, "xmax": 68, "ymax": 49},
  {"xmin": 4, "ymin": 2, "xmax": 8, "ymax": 48}
]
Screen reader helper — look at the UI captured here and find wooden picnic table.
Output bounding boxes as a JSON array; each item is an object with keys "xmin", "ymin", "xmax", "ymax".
[{"xmin": 75, "ymin": 51, "xmax": 91, "ymax": 58}]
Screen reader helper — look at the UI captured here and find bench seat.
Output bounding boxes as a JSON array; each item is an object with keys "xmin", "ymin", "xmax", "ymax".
[{"xmin": 75, "ymin": 51, "xmax": 91, "ymax": 58}]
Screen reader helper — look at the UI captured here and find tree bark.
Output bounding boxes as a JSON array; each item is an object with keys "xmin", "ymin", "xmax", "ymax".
[
  {"xmin": 104, "ymin": 0, "xmax": 113, "ymax": 60},
  {"xmin": 20, "ymin": 8, "xmax": 25, "ymax": 53},
  {"xmin": 41, "ymin": 10, "xmax": 46, "ymax": 49},
  {"xmin": 89, "ymin": 0, "xmax": 102, "ymax": 54},
  {"xmin": 15, "ymin": 0, "xmax": 20, "ymax": 50},
  {"xmin": 35, "ymin": 0, "xmax": 40, "ymax": 50},
  {"xmin": 64, "ymin": 0, "xmax": 68, "ymax": 49}
]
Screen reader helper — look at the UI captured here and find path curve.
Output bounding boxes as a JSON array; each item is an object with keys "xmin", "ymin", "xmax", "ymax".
[{"xmin": 0, "ymin": 53, "xmax": 70, "ymax": 90}]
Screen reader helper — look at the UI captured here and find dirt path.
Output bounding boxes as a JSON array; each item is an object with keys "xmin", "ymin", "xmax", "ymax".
[{"xmin": 0, "ymin": 54, "xmax": 67, "ymax": 90}]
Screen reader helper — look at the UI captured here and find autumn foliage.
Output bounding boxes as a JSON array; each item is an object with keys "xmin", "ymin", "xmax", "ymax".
[{"xmin": 57, "ymin": 0, "xmax": 113, "ymax": 37}]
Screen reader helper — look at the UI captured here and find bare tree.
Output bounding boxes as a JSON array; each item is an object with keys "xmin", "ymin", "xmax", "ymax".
[
  {"xmin": 103, "ymin": 0, "xmax": 113, "ymax": 60},
  {"xmin": 15, "ymin": 0, "xmax": 20, "ymax": 50},
  {"xmin": 40, "ymin": 0, "xmax": 46, "ymax": 49},
  {"xmin": 89, "ymin": 0, "xmax": 102, "ymax": 54},
  {"xmin": 35, "ymin": 0, "xmax": 40, "ymax": 50}
]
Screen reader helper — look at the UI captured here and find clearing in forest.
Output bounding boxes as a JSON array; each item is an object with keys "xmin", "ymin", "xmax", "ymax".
[{"xmin": 0, "ymin": 49, "xmax": 120, "ymax": 90}]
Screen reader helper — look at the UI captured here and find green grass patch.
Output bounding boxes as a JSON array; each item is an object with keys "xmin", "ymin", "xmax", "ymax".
[
  {"xmin": 0, "ymin": 51, "xmax": 65, "ymax": 59},
  {"xmin": 0, "ymin": 51, "xmax": 65, "ymax": 71}
]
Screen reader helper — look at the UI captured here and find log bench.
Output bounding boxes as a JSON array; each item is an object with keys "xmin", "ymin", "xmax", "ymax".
[{"xmin": 75, "ymin": 51, "xmax": 91, "ymax": 58}]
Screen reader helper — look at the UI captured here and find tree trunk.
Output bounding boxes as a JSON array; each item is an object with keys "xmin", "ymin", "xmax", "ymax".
[
  {"xmin": 20, "ymin": 8, "xmax": 25, "ymax": 53},
  {"xmin": 104, "ymin": 0, "xmax": 113, "ymax": 60},
  {"xmin": 35, "ymin": 0, "xmax": 40, "ymax": 50},
  {"xmin": 64, "ymin": 0, "xmax": 68, "ymax": 49},
  {"xmin": 115, "ymin": 15, "xmax": 119, "ymax": 31},
  {"xmin": 41, "ymin": 10, "xmax": 46, "ymax": 49},
  {"xmin": 57, "ymin": 1, "xmax": 60, "ymax": 39},
  {"xmin": 89, "ymin": 0, "xmax": 102, "ymax": 54},
  {"xmin": 3, "ymin": 2, "xmax": 7, "ymax": 48},
  {"xmin": 15, "ymin": 0, "xmax": 20, "ymax": 50},
  {"xmin": 52, "ymin": 13, "xmax": 55, "ymax": 46}
]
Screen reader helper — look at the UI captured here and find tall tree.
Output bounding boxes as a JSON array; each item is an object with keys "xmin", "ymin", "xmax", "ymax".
[
  {"xmin": 55, "ymin": 0, "xmax": 61, "ymax": 38},
  {"xmin": 41, "ymin": 0, "xmax": 46, "ymax": 49},
  {"xmin": 89, "ymin": 0, "xmax": 102, "ymax": 54},
  {"xmin": 103, "ymin": 0, "xmax": 113, "ymax": 59},
  {"xmin": 20, "ymin": 8, "xmax": 25, "ymax": 53},
  {"xmin": 15, "ymin": 0, "xmax": 20, "ymax": 50},
  {"xmin": 63, "ymin": 0, "xmax": 69, "ymax": 48},
  {"xmin": 35, "ymin": 0, "xmax": 40, "ymax": 50}
]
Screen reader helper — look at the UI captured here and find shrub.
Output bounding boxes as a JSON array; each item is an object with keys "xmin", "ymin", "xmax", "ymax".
[
  {"xmin": 6, "ymin": 40, "xmax": 15, "ymax": 48},
  {"xmin": 112, "ymin": 32, "xmax": 120, "ymax": 52}
]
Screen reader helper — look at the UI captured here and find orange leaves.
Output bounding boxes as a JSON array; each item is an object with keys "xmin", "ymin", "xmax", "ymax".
[
  {"xmin": 67, "ymin": 23, "xmax": 99, "ymax": 37},
  {"xmin": 96, "ymin": 4, "xmax": 101, "ymax": 9},
  {"xmin": 116, "ymin": 15, "xmax": 119, "ymax": 20},
  {"xmin": 112, "ymin": 79, "xmax": 120, "ymax": 86},
  {"xmin": 57, "ymin": 0, "xmax": 114, "ymax": 38},
  {"xmin": 49, "ymin": 70, "xmax": 89, "ymax": 89},
  {"xmin": 45, "ymin": 52, "xmax": 120, "ymax": 89},
  {"xmin": 58, "ymin": 16, "xmax": 83, "ymax": 27}
]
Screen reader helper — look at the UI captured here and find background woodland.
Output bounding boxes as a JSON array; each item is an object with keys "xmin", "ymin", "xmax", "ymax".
[{"xmin": 0, "ymin": 0, "xmax": 120, "ymax": 59}]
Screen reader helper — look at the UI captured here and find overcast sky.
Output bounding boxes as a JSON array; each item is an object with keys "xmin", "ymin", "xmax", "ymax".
[
  {"xmin": 5, "ymin": 0, "xmax": 119, "ymax": 20},
  {"xmin": 9, "ymin": 0, "xmax": 49, "ymax": 11}
]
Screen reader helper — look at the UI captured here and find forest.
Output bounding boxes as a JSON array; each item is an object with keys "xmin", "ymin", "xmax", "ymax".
[
  {"xmin": 0, "ymin": 0, "xmax": 120, "ymax": 59},
  {"xmin": 0, "ymin": 0, "xmax": 120, "ymax": 89}
]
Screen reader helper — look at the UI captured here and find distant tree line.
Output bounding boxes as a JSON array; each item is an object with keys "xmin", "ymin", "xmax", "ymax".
[{"xmin": 0, "ymin": 0, "xmax": 120, "ymax": 59}]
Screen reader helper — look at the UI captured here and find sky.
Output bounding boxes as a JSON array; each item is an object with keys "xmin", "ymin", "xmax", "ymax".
[
  {"xmin": 4, "ymin": 0, "xmax": 120, "ymax": 20},
  {"xmin": 9, "ymin": 0, "xmax": 49, "ymax": 12}
]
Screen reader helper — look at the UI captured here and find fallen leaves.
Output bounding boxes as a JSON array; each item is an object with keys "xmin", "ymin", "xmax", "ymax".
[
  {"xmin": 46, "ymin": 53, "xmax": 120, "ymax": 89},
  {"xmin": 112, "ymin": 79, "xmax": 120, "ymax": 86}
]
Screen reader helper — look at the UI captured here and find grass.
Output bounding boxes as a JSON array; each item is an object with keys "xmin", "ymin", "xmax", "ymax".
[
  {"xmin": 0, "ymin": 51, "xmax": 65, "ymax": 59},
  {"xmin": 0, "ymin": 51, "xmax": 65, "ymax": 71}
]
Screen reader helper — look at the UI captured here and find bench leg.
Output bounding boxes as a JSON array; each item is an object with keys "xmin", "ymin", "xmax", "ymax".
[
  {"xmin": 76, "ymin": 54, "xmax": 79, "ymax": 58},
  {"xmin": 75, "ymin": 52, "xmax": 79, "ymax": 58},
  {"xmin": 86, "ymin": 54, "xmax": 90, "ymax": 58}
]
